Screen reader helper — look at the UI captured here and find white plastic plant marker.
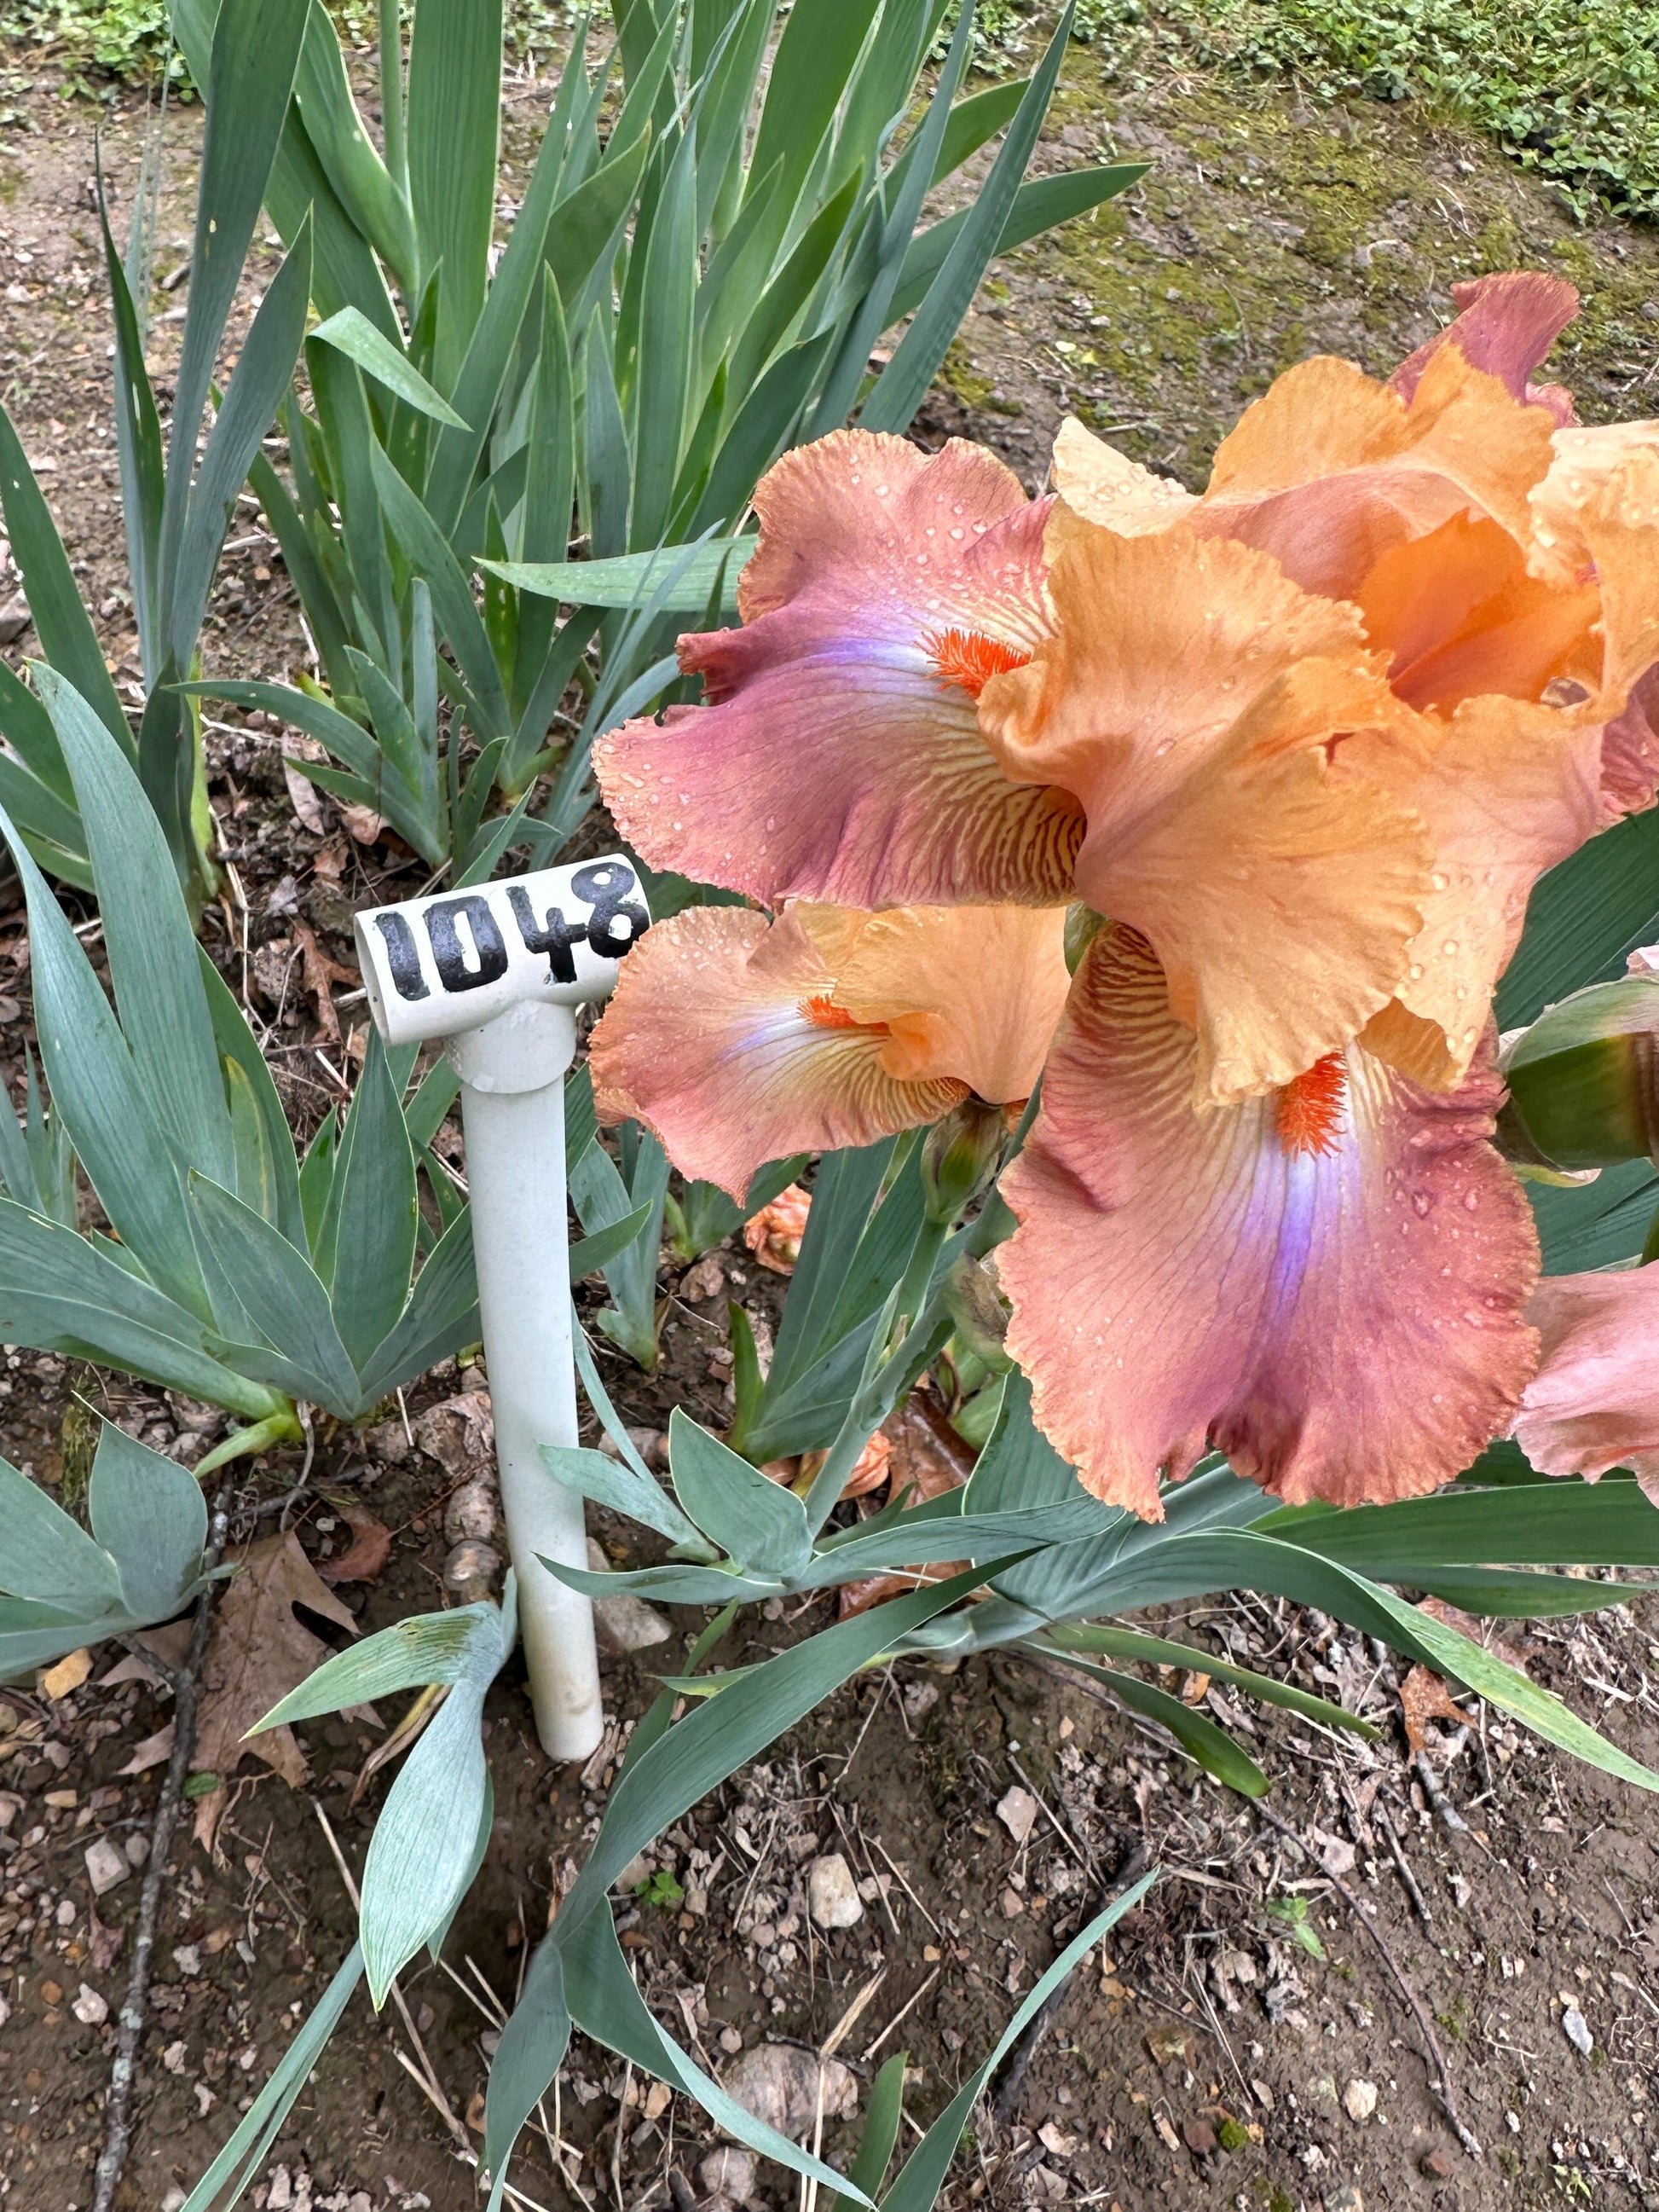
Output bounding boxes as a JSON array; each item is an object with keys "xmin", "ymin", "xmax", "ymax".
[{"xmin": 354, "ymin": 858, "xmax": 650, "ymax": 1760}]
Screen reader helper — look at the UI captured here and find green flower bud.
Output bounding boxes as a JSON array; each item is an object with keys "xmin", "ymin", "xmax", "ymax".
[
  {"xmin": 921, "ymin": 1099, "xmax": 1007, "ymax": 1225},
  {"xmin": 941, "ymin": 1253, "xmax": 1014, "ymax": 1375},
  {"xmin": 1500, "ymin": 972, "xmax": 1659, "ymax": 1171}
]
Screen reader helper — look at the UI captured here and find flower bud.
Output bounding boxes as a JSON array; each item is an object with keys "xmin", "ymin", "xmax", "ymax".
[
  {"xmin": 1500, "ymin": 972, "xmax": 1659, "ymax": 1170},
  {"xmin": 921, "ymin": 1098, "xmax": 1007, "ymax": 1225},
  {"xmin": 941, "ymin": 1253, "xmax": 1014, "ymax": 1374}
]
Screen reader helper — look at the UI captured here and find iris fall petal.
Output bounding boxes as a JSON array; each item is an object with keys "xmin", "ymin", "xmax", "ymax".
[
  {"xmin": 589, "ymin": 899, "xmax": 1068, "ymax": 1201},
  {"xmin": 588, "ymin": 906, "xmax": 968, "ymax": 1201},
  {"xmin": 999, "ymin": 926, "xmax": 1540, "ymax": 1520}
]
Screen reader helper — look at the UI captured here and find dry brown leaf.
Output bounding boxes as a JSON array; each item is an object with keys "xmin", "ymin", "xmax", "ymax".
[
  {"xmin": 886, "ymin": 1393, "xmax": 976, "ymax": 1505},
  {"xmin": 117, "ymin": 1722, "xmax": 177, "ymax": 1778},
  {"xmin": 97, "ymin": 1651, "xmax": 167, "ymax": 1691},
  {"xmin": 338, "ymin": 801, "xmax": 384, "ymax": 844},
  {"xmin": 291, "ymin": 920, "xmax": 357, "ymax": 1044},
  {"xmin": 317, "ymin": 1504, "xmax": 392, "ymax": 1586},
  {"xmin": 135, "ymin": 1620, "xmax": 193, "ymax": 1675},
  {"xmin": 193, "ymin": 1532, "xmax": 357, "ymax": 1823},
  {"xmin": 1398, "ymin": 1664, "xmax": 1470, "ymax": 1756},
  {"xmin": 282, "ymin": 757, "xmax": 327, "ymax": 836},
  {"xmin": 86, "ymin": 1904, "xmax": 124, "ymax": 1975},
  {"xmin": 1415, "ymin": 1595, "xmax": 1532, "ymax": 1674},
  {"xmin": 836, "ymin": 1393, "xmax": 974, "ymax": 1619},
  {"xmin": 413, "ymin": 1392, "xmax": 495, "ymax": 1477},
  {"xmin": 743, "ymin": 1184, "xmax": 811, "ymax": 1273}
]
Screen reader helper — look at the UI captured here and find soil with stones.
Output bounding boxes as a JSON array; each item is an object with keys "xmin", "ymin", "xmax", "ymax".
[{"xmin": 3, "ymin": 16, "xmax": 1659, "ymax": 2212}]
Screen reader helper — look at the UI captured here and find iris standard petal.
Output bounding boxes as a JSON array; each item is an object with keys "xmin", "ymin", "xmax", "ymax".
[
  {"xmin": 1390, "ymin": 269, "xmax": 1580, "ymax": 424},
  {"xmin": 1197, "ymin": 345, "xmax": 1558, "ymax": 600},
  {"xmin": 1350, "ymin": 693, "xmax": 1606, "ymax": 1088},
  {"xmin": 999, "ymin": 926, "xmax": 1540, "ymax": 1520},
  {"xmin": 596, "ymin": 431, "xmax": 1082, "ymax": 909},
  {"xmin": 978, "ymin": 521, "xmax": 1433, "ymax": 1103}
]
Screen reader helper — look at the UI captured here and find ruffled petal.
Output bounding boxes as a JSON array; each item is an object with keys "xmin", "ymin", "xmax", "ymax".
[
  {"xmin": 1049, "ymin": 414, "xmax": 1198, "ymax": 536},
  {"xmin": 999, "ymin": 927, "xmax": 1540, "ymax": 1520},
  {"xmin": 978, "ymin": 521, "xmax": 1433, "ymax": 1101},
  {"xmin": 1602, "ymin": 664, "xmax": 1659, "ymax": 822},
  {"xmin": 1529, "ymin": 419, "xmax": 1659, "ymax": 585},
  {"xmin": 1355, "ymin": 511, "xmax": 1601, "ymax": 714},
  {"xmin": 1575, "ymin": 447, "xmax": 1659, "ymax": 705},
  {"xmin": 587, "ymin": 906, "xmax": 965, "ymax": 1200},
  {"xmin": 596, "ymin": 431, "xmax": 1083, "ymax": 909},
  {"xmin": 818, "ymin": 903, "xmax": 1071, "ymax": 1103},
  {"xmin": 1531, "ymin": 441, "xmax": 1659, "ymax": 819},
  {"xmin": 1390, "ymin": 271, "xmax": 1580, "ymax": 423},
  {"xmin": 1350, "ymin": 694, "xmax": 1606, "ymax": 1088},
  {"xmin": 1198, "ymin": 347, "xmax": 1557, "ymax": 601},
  {"xmin": 1512, "ymin": 1266, "xmax": 1659, "ymax": 1484}
]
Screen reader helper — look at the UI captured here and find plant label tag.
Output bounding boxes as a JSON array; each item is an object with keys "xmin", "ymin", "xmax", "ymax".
[{"xmin": 354, "ymin": 856, "xmax": 650, "ymax": 1045}]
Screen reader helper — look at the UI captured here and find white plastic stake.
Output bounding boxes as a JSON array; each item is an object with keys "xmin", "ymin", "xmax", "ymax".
[{"xmin": 354, "ymin": 858, "xmax": 650, "ymax": 1760}]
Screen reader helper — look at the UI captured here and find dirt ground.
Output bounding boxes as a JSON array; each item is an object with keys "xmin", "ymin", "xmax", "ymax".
[{"xmin": 3, "ymin": 14, "xmax": 1659, "ymax": 2212}]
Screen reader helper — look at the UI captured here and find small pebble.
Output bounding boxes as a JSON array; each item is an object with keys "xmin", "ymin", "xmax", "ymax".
[
  {"xmin": 84, "ymin": 1836, "xmax": 129, "ymax": 1896},
  {"xmin": 586, "ymin": 1539, "xmax": 673, "ymax": 1654},
  {"xmin": 996, "ymin": 1785, "xmax": 1038, "ymax": 1846},
  {"xmin": 443, "ymin": 1477, "xmax": 498, "ymax": 1544},
  {"xmin": 1563, "ymin": 2005, "xmax": 1593, "ymax": 2056},
  {"xmin": 698, "ymin": 2147, "xmax": 755, "ymax": 2201},
  {"xmin": 1343, "ymin": 2078, "xmax": 1378, "ymax": 2123},
  {"xmin": 72, "ymin": 1983, "xmax": 108, "ymax": 2026},
  {"xmin": 806, "ymin": 1854, "xmax": 864, "ymax": 1931},
  {"xmin": 442, "ymin": 1539, "xmax": 502, "ymax": 1605},
  {"xmin": 720, "ymin": 2042, "xmax": 856, "ymax": 2139}
]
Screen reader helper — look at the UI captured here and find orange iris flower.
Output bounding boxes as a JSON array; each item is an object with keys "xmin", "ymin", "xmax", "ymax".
[{"xmin": 595, "ymin": 272, "xmax": 1659, "ymax": 1519}]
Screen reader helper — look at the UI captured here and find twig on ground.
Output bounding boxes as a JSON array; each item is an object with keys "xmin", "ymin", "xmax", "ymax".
[
  {"xmin": 1374, "ymin": 1798, "xmax": 1435, "ymax": 1929},
  {"xmin": 1414, "ymin": 1746, "xmax": 1471, "ymax": 1833},
  {"xmin": 313, "ymin": 1801, "xmax": 470, "ymax": 2149},
  {"xmin": 91, "ymin": 1501, "xmax": 228, "ymax": 2212},
  {"xmin": 1253, "ymin": 1801, "xmax": 1481, "ymax": 2161},
  {"xmin": 991, "ymin": 1841, "xmax": 1150, "ymax": 2125},
  {"xmin": 863, "ymin": 1966, "xmax": 940, "ymax": 2064}
]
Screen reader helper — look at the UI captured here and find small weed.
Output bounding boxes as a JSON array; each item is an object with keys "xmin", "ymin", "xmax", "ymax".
[
  {"xmin": 1263, "ymin": 1895, "xmax": 1327, "ymax": 1961},
  {"xmin": 635, "ymin": 1868, "xmax": 685, "ymax": 1911},
  {"xmin": 1436, "ymin": 1999, "xmax": 1470, "ymax": 2042}
]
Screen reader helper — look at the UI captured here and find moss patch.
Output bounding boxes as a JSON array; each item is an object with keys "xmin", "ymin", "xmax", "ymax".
[{"xmin": 931, "ymin": 45, "xmax": 1659, "ymax": 491}]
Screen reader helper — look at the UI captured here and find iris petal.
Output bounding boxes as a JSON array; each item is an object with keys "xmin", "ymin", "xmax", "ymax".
[
  {"xmin": 978, "ymin": 522, "xmax": 1434, "ymax": 1103},
  {"xmin": 1390, "ymin": 269, "xmax": 1580, "ymax": 423},
  {"xmin": 588, "ymin": 906, "xmax": 966, "ymax": 1201},
  {"xmin": 596, "ymin": 431, "xmax": 1080, "ymax": 910},
  {"xmin": 999, "ymin": 926, "xmax": 1540, "ymax": 1520},
  {"xmin": 1513, "ymin": 1267, "xmax": 1659, "ymax": 1487}
]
